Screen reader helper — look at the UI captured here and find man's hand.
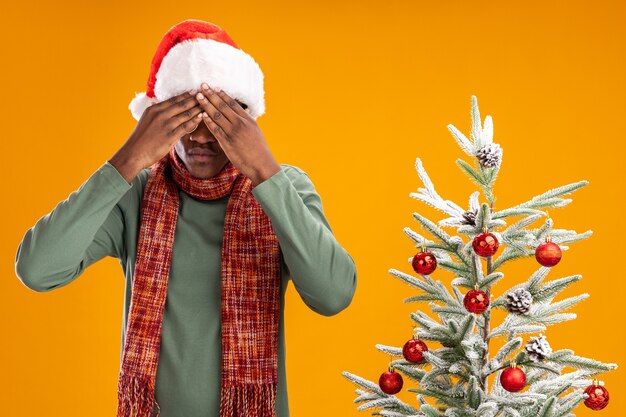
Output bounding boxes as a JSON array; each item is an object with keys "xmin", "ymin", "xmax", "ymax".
[
  {"xmin": 194, "ymin": 83, "xmax": 281, "ymax": 186},
  {"xmin": 110, "ymin": 90, "xmax": 204, "ymax": 183}
]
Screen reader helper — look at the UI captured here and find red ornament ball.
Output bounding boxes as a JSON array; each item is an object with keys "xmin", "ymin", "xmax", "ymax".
[
  {"xmin": 379, "ymin": 369, "xmax": 403, "ymax": 394},
  {"xmin": 500, "ymin": 366, "xmax": 526, "ymax": 392},
  {"xmin": 472, "ymin": 232, "xmax": 499, "ymax": 257},
  {"xmin": 464, "ymin": 289, "xmax": 490, "ymax": 314},
  {"xmin": 412, "ymin": 251, "xmax": 437, "ymax": 275},
  {"xmin": 535, "ymin": 241, "xmax": 562, "ymax": 267},
  {"xmin": 584, "ymin": 383, "xmax": 609, "ymax": 410},
  {"xmin": 402, "ymin": 338, "xmax": 428, "ymax": 363}
]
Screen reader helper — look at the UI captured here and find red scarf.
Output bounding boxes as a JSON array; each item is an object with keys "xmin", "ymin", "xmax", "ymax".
[{"xmin": 116, "ymin": 147, "xmax": 281, "ymax": 417}]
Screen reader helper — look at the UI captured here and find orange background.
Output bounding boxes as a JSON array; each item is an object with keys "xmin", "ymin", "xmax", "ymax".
[{"xmin": 2, "ymin": 1, "xmax": 625, "ymax": 416}]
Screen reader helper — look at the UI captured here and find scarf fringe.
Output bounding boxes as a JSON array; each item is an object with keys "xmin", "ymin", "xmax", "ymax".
[
  {"xmin": 220, "ymin": 382, "xmax": 277, "ymax": 417},
  {"xmin": 117, "ymin": 371, "xmax": 160, "ymax": 417}
]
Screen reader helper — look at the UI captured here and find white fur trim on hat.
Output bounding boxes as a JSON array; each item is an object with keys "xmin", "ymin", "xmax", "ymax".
[{"xmin": 129, "ymin": 38, "xmax": 265, "ymax": 121}]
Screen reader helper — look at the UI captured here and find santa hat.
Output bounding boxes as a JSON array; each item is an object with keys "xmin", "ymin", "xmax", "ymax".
[{"xmin": 129, "ymin": 19, "xmax": 265, "ymax": 120}]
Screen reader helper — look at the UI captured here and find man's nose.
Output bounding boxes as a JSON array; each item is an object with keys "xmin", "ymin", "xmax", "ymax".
[{"xmin": 190, "ymin": 121, "xmax": 217, "ymax": 143}]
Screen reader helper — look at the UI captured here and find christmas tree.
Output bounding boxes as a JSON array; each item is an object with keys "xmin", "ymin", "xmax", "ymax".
[{"xmin": 342, "ymin": 96, "xmax": 617, "ymax": 416}]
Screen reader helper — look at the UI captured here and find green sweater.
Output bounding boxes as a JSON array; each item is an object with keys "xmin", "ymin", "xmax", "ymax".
[{"xmin": 14, "ymin": 160, "xmax": 357, "ymax": 417}]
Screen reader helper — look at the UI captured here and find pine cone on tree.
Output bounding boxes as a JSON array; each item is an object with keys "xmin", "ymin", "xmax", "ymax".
[
  {"xmin": 525, "ymin": 334, "xmax": 552, "ymax": 362},
  {"xmin": 475, "ymin": 143, "xmax": 503, "ymax": 168},
  {"xmin": 506, "ymin": 288, "xmax": 533, "ymax": 314},
  {"xmin": 461, "ymin": 208, "xmax": 477, "ymax": 226}
]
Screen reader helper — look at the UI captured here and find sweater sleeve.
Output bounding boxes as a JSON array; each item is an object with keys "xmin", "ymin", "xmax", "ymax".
[
  {"xmin": 251, "ymin": 166, "xmax": 357, "ymax": 316},
  {"xmin": 15, "ymin": 161, "xmax": 133, "ymax": 293}
]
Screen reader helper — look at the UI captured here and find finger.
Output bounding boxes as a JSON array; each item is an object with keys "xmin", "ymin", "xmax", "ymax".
[
  {"xmin": 169, "ymin": 105, "xmax": 204, "ymax": 138},
  {"xmin": 202, "ymin": 112, "xmax": 230, "ymax": 142},
  {"xmin": 171, "ymin": 115, "xmax": 202, "ymax": 139},
  {"xmin": 151, "ymin": 89, "xmax": 196, "ymax": 111},
  {"xmin": 200, "ymin": 83, "xmax": 249, "ymax": 115},
  {"xmin": 171, "ymin": 103, "xmax": 203, "ymax": 128},
  {"xmin": 163, "ymin": 95, "xmax": 202, "ymax": 119},
  {"xmin": 200, "ymin": 86, "xmax": 240, "ymax": 124},
  {"xmin": 215, "ymin": 89, "xmax": 249, "ymax": 119},
  {"xmin": 195, "ymin": 91, "xmax": 233, "ymax": 133}
]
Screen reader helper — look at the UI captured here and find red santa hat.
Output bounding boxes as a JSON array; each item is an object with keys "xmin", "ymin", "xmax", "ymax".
[{"xmin": 129, "ymin": 19, "xmax": 265, "ymax": 120}]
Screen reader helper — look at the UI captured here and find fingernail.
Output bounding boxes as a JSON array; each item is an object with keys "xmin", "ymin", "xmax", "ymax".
[
  {"xmin": 197, "ymin": 93, "xmax": 205, "ymax": 100},
  {"xmin": 201, "ymin": 83, "xmax": 209, "ymax": 90},
  {"xmin": 188, "ymin": 89, "xmax": 196, "ymax": 95}
]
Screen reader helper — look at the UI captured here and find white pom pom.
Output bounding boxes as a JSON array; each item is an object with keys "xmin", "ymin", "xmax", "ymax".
[{"xmin": 128, "ymin": 92, "xmax": 158, "ymax": 121}]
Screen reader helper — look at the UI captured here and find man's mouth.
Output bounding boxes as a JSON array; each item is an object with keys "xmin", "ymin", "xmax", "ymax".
[{"xmin": 189, "ymin": 147, "xmax": 218, "ymax": 156}]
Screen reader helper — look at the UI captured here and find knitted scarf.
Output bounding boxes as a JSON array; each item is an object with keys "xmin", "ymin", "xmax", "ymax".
[{"xmin": 116, "ymin": 146, "xmax": 281, "ymax": 417}]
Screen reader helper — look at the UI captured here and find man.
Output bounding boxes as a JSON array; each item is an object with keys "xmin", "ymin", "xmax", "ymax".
[{"xmin": 15, "ymin": 19, "xmax": 357, "ymax": 417}]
